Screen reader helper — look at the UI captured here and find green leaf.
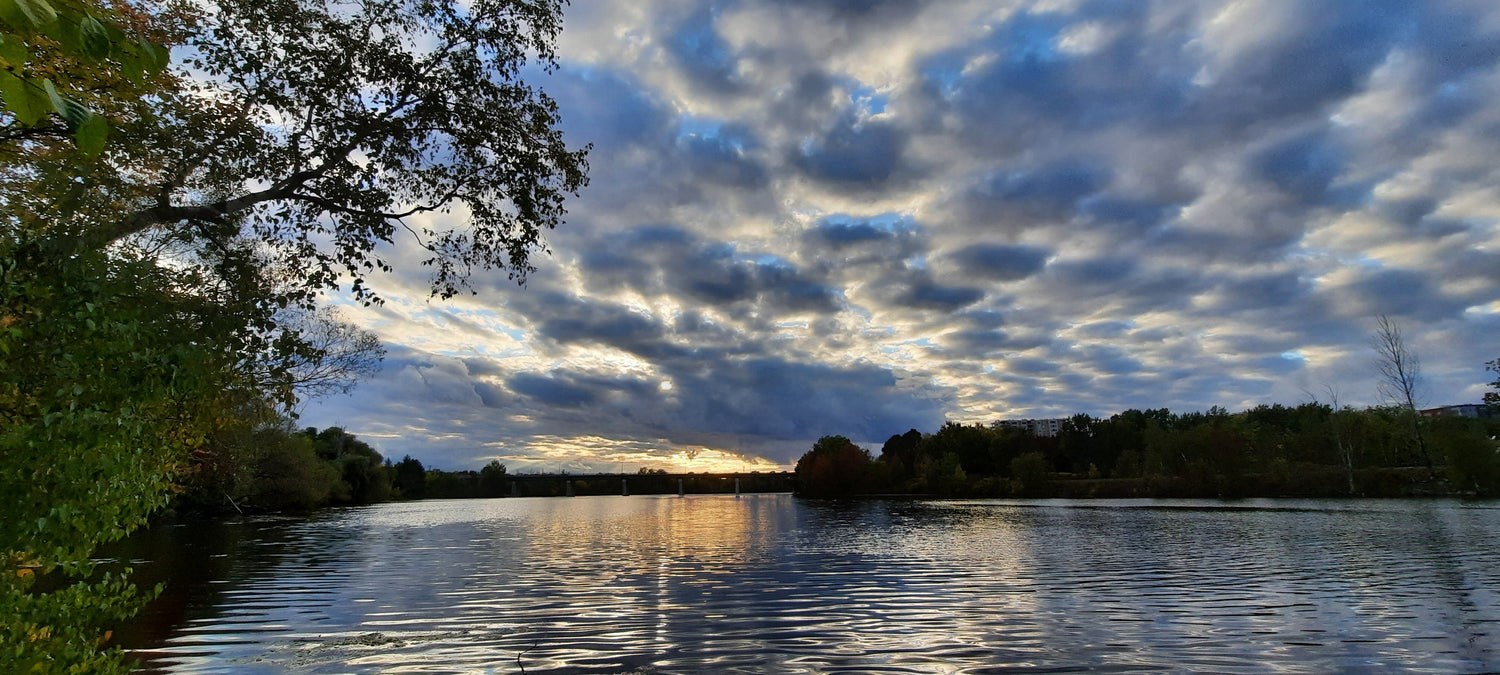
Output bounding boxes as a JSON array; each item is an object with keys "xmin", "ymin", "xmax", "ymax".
[
  {"xmin": 138, "ymin": 39, "xmax": 167, "ymax": 73},
  {"xmin": 4, "ymin": 0, "xmax": 56, "ymax": 28},
  {"xmin": 0, "ymin": 32, "xmax": 27, "ymax": 67},
  {"xmin": 77, "ymin": 15, "xmax": 109, "ymax": 60},
  {"xmin": 75, "ymin": 112, "xmax": 106, "ymax": 157},
  {"xmin": 119, "ymin": 52, "xmax": 143, "ymax": 85},
  {"xmin": 41, "ymin": 77, "xmax": 87, "ymax": 128},
  {"xmin": 0, "ymin": 68, "xmax": 45, "ymax": 124}
]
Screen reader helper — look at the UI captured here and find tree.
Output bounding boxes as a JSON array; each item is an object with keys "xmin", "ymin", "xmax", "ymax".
[
  {"xmin": 268, "ymin": 308, "xmax": 384, "ymax": 400},
  {"xmin": 0, "ymin": 247, "xmax": 255, "ymax": 672},
  {"xmin": 479, "ymin": 459, "xmax": 509, "ymax": 497},
  {"xmin": 1485, "ymin": 359, "xmax": 1500, "ymax": 410},
  {"xmin": 247, "ymin": 425, "xmax": 339, "ymax": 511},
  {"xmin": 878, "ymin": 428, "xmax": 923, "ymax": 477},
  {"xmin": 33, "ymin": 0, "xmax": 590, "ymax": 302},
  {"xmin": 3, "ymin": 0, "xmax": 588, "ymax": 668},
  {"xmin": 794, "ymin": 436, "xmax": 872, "ymax": 496},
  {"xmin": 305, "ymin": 426, "xmax": 391, "ymax": 504},
  {"xmin": 1010, "ymin": 451, "xmax": 1051, "ymax": 497},
  {"xmin": 0, "ymin": 0, "xmax": 174, "ymax": 154},
  {"xmin": 1372, "ymin": 315, "xmax": 1433, "ymax": 472},
  {"xmin": 393, "ymin": 455, "xmax": 427, "ymax": 499},
  {"xmin": 1318, "ymin": 387, "xmax": 1357, "ymax": 495}
]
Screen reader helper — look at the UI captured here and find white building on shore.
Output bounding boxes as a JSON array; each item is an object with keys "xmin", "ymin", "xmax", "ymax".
[{"xmin": 994, "ymin": 418, "xmax": 1066, "ymax": 437}]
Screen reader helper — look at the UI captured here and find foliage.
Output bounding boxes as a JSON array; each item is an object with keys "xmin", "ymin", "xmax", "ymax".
[
  {"xmin": 1486, "ymin": 359, "xmax": 1500, "ymax": 410},
  {"xmin": 1430, "ymin": 418, "xmax": 1500, "ymax": 496},
  {"xmin": 479, "ymin": 460, "xmax": 509, "ymax": 496},
  {"xmin": 1009, "ymin": 452, "xmax": 1050, "ymax": 496},
  {"xmin": 794, "ymin": 436, "xmax": 872, "ymax": 496},
  {"xmin": 313, "ymin": 427, "xmax": 395, "ymax": 505},
  {"xmin": 0, "ymin": 0, "xmax": 174, "ymax": 154},
  {"xmin": 1371, "ymin": 314, "xmax": 1432, "ymax": 472},
  {"xmin": 34, "ymin": 0, "xmax": 592, "ymax": 303},
  {"xmin": 393, "ymin": 455, "xmax": 427, "ymax": 499},
  {"xmin": 4, "ymin": 0, "xmax": 588, "ymax": 667},
  {"xmin": 0, "ymin": 247, "xmax": 240, "ymax": 671},
  {"xmin": 796, "ymin": 400, "xmax": 1500, "ymax": 499},
  {"xmin": 247, "ymin": 427, "xmax": 341, "ymax": 511},
  {"xmin": 172, "ymin": 425, "xmax": 395, "ymax": 513}
]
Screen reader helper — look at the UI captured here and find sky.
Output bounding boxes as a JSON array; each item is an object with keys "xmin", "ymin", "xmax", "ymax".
[{"xmin": 302, "ymin": 0, "xmax": 1500, "ymax": 473}]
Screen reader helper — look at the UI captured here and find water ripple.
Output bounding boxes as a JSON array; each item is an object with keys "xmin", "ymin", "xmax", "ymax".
[{"xmin": 114, "ymin": 496, "xmax": 1500, "ymax": 674}]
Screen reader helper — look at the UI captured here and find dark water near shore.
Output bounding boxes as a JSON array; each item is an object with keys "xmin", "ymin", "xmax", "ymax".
[{"xmin": 113, "ymin": 496, "xmax": 1500, "ymax": 673}]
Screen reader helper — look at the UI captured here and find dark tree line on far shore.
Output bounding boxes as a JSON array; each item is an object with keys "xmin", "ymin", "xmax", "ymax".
[
  {"xmin": 174, "ymin": 425, "xmax": 514, "ymax": 514},
  {"xmin": 796, "ymin": 404, "xmax": 1500, "ymax": 498},
  {"xmin": 172, "ymin": 425, "xmax": 792, "ymax": 513}
]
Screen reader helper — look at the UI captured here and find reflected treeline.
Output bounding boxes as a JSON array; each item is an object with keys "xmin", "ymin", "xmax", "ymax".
[
  {"xmin": 176, "ymin": 426, "xmax": 794, "ymax": 514},
  {"xmin": 796, "ymin": 405, "xmax": 1500, "ymax": 498}
]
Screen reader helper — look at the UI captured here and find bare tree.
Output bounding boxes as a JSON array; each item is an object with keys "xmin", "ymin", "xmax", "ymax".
[
  {"xmin": 1371, "ymin": 315, "xmax": 1433, "ymax": 473},
  {"xmin": 1306, "ymin": 384, "xmax": 1357, "ymax": 495},
  {"xmin": 261, "ymin": 307, "xmax": 385, "ymax": 400}
]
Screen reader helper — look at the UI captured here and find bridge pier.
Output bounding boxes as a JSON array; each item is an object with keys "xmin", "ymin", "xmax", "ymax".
[
  {"xmin": 566, "ymin": 480, "xmax": 574, "ymax": 497},
  {"xmin": 678, "ymin": 478, "xmax": 684, "ymax": 497},
  {"xmin": 510, "ymin": 481, "xmax": 519, "ymax": 498},
  {"xmin": 622, "ymin": 478, "xmax": 629, "ymax": 496},
  {"xmin": 735, "ymin": 477, "xmax": 741, "ymax": 498}
]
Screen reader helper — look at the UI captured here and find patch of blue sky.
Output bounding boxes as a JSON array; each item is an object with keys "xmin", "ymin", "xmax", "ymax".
[
  {"xmin": 818, "ymin": 211, "xmax": 920, "ymax": 234},
  {"xmin": 849, "ymin": 85, "xmax": 888, "ymax": 116},
  {"xmin": 1280, "ymin": 350, "xmax": 1306, "ymax": 363},
  {"xmin": 752, "ymin": 253, "xmax": 793, "ymax": 268},
  {"xmin": 676, "ymin": 113, "xmax": 724, "ymax": 140},
  {"xmin": 676, "ymin": 112, "xmax": 753, "ymax": 153},
  {"xmin": 920, "ymin": 54, "xmax": 967, "ymax": 100}
]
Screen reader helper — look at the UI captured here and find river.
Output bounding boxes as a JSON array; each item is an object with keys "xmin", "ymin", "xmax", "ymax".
[{"xmin": 112, "ymin": 495, "xmax": 1500, "ymax": 673}]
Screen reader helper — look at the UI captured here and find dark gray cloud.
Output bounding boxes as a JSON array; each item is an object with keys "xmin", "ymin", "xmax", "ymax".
[
  {"xmin": 792, "ymin": 115, "xmax": 913, "ymax": 189},
  {"xmin": 660, "ymin": 356, "xmax": 945, "ymax": 441},
  {"xmin": 895, "ymin": 280, "xmax": 984, "ymax": 312},
  {"xmin": 949, "ymin": 243, "xmax": 1049, "ymax": 281},
  {"xmin": 1253, "ymin": 130, "xmax": 1358, "ymax": 207},
  {"xmin": 508, "ymin": 373, "xmax": 601, "ymax": 408},
  {"xmin": 940, "ymin": 329, "xmax": 1010, "ymax": 357},
  {"xmin": 301, "ymin": 0, "xmax": 1500, "ymax": 471},
  {"xmin": 677, "ymin": 131, "xmax": 769, "ymax": 188},
  {"xmin": 944, "ymin": 160, "xmax": 1112, "ymax": 234},
  {"xmin": 668, "ymin": 9, "xmax": 744, "ymax": 95},
  {"xmin": 578, "ymin": 225, "xmax": 843, "ymax": 315}
]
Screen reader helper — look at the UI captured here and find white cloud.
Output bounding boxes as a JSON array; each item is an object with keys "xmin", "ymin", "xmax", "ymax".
[{"xmin": 301, "ymin": 0, "xmax": 1500, "ymax": 472}]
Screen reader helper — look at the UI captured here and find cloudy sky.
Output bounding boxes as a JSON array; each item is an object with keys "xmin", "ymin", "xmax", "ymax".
[{"xmin": 303, "ymin": 0, "xmax": 1500, "ymax": 472}]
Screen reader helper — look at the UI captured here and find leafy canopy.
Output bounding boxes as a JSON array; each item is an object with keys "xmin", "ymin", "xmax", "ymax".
[
  {"xmin": 70, "ymin": 0, "xmax": 590, "ymax": 303},
  {"xmin": 1, "ymin": 0, "xmax": 587, "ymax": 669}
]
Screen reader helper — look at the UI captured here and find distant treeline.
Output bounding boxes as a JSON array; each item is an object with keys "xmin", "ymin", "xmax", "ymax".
[
  {"xmin": 175, "ymin": 425, "xmax": 514, "ymax": 513},
  {"xmin": 795, "ymin": 404, "xmax": 1500, "ymax": 498},
  {"xmin": 174, "ymin": 425, "xmax": 793, "ymax": 514}
]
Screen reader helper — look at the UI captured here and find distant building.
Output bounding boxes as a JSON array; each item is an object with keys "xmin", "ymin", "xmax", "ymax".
[
  {"xmin": 996, "ymin": 418, "xmax": 1065, "ymax": 437},
  {"xmin": 1420, "ymin": 404, "xmax": 1493, "ymax": 419}
]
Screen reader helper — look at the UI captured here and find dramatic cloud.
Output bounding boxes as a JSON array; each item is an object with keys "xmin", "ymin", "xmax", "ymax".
[{"xmin": 302, "ymin": 0, "xmax": 1500, "ymax": 472}]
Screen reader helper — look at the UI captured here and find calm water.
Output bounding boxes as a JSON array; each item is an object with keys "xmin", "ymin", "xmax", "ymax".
[{"xmin": 113, "ymin": 496, "xmax": 1500, "ymax": 674}]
